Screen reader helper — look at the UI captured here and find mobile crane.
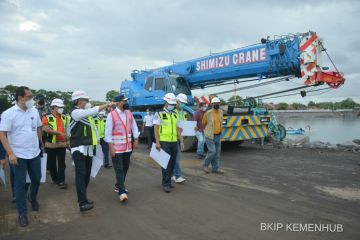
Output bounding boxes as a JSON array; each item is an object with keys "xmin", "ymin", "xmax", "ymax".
[{"xmin": 120, "ymin": 31, "xmax": 345, "ymax": 150}]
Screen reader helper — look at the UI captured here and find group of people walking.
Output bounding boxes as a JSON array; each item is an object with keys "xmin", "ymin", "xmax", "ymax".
[{"xmin": 0, "ymin": 86, "xmax": 224, "ymax": 227}]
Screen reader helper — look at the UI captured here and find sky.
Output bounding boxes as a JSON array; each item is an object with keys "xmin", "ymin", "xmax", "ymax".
[{"xmin": 0, "ymin": 0, "xmax": 359, "ymax": 104}]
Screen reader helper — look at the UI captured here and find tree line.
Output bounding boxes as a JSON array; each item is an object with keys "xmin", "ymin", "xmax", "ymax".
[{"xmin": 1, "ymin": 85, "xmax": 359, "ymax": 113}]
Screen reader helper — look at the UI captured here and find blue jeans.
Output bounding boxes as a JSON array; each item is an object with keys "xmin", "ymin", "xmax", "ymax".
[
  {"xmin": 204, "ymin": 134, "xmax": 221, "ymax": 170},
  {"xmin": 173, "ymin": 142, "xmax": 182, "ymax": 178},
  {"xmin": 14, "ymin": 156, "xmax": 41, "ymax": 215},
  {"xmin": 160, "ymin": 141, "xmax": 177, "ymax": 186},
  {"xmin": 100, "ymin": 138, "xmax": 110, "ymax": 166},
  {"xmin": 195, "ymin": 131, "xmax": 205, "ymax": 156}
]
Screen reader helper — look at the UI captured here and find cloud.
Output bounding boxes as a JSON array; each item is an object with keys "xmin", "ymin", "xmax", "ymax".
[{"xmin": 0, "ymin": 0, "xmax": 359, "ymax": 104}]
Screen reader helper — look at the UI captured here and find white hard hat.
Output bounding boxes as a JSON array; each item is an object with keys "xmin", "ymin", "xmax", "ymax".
[
  {"xmin": 176, "ymin": 93, "xmax": 188, "ymax": 104},
  {"xmin": 50, "ymin": 98, "xmax": 64, "ymax": 107},
  {"xmin": 163, "ymin": 93, "xmax": 176, "ymax": 104},
  {"xmin": 211, "ymin": 97, "xmax": 221, "ymax": 104},
  {"xmin": 71, "ymin": 90, "xmax": 89, "ymax": 101}
]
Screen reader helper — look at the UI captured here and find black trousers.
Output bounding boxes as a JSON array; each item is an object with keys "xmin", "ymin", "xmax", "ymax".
[
  {"xmin": 46, "ymin": 147, "xmax": 66, "ymax": 184},
  {"xmin": 112, "ymin": 152, "xmax": 132, "ymax": 195},
  {"xmin": 72, "ymin": 151, "xmax": 92, "ymax": 204},
  {"xmin": 145, "ymin": 126, "xmax": 154, "ymax": 149},
  {"xmin": 160, "ymin": 141, "xmax": 178, "ymax": 187}
]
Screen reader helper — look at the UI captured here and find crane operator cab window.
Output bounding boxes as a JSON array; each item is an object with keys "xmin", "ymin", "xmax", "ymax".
[
  {"xmin": 155, "ymin": 77, "xmax": 166, "ymax": 91},
  {"xmin": 145, "ymin": 76, "xmax": 153, "ymax": 91},
  {"xmin": 169, "ymin": 74, "xmax": 191, "ymax": 96}
]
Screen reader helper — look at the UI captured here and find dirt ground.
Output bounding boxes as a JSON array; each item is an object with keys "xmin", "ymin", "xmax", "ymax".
[{"xmin": 0, "ymin": 142, "xmax": 359, "ymax": 240}]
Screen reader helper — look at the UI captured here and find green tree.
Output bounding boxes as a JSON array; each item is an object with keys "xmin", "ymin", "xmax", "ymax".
[
  {"xmin": 292, "ymin": 102, "xmax": 307, "ymax": 110},
  {"xmin": 308, "ymin": 101, "xmax": 316, "ymax": 107},
  {"xmin": 227, "ymin": 95, "xmax": 243, "ymax": 105},
  {"xmin": 106, "ymin": 90, "xmax": 119, "ymax": 102},
  {"xmin": 276, "ymin": 102, "xmax": 289, "ymax": 110}
]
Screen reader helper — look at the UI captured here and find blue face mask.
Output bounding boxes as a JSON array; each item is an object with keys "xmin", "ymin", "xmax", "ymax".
[{"xmin": 167, "ymin": 105, "xmax": 175, "ymax": 111}]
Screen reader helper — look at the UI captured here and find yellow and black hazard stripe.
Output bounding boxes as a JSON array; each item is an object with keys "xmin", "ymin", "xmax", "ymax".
[{"xmin": 221, "ymin": 115, "xmax": 270, "ymax": 141}]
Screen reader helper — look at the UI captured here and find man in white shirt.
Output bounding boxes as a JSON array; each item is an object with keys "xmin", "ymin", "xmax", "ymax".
[
  {"xmin": 104, "ymin": 95, "xmax": 139, "ymax": 202},
  {"xmin": 142, "ymin": 108, "xmax": 154, "ymax": 150},
  {"xmin": 0, "ymin": 86, "xmax": 43, "ymax": 227},
  {"xmin": 69, "ymin": 90, "xmax": 114, "ymax": 212}
]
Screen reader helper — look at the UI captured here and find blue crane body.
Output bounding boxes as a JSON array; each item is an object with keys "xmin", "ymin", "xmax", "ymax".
[{"xmin": 120, "ymin": 31, "xmax": 344, "ymax": 149}]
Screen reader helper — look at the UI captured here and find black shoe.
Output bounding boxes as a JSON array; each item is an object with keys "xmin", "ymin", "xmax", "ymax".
[
  {"xmin": 104, "ymin": 164, "xmax": 112, "ymax": 169},
  {"xmin": 169, "ymin": 184, "xmax": 175, "ymax": 188},
  {"xmin": 86, "ymin": 199, "xmax": 94, "ymax": 204},
  {"xmin": 57, "ymin": 182, "xmax": 68, "ymax": 189},
  {"xmin": 80, "ymin": 202, "xmax": 94, "ymax": 212},
  {"xmin": 31, "ymin": 200, "xmax": 40, "ymax": 211},
  {"xmin": 18, "ymin": 215, "xmax": 29, "ymax": 227},
  {"xmin": 11, "ymin": 197, "xmax": 16, "ymax": 203},
  {"xmin": 163, "ymin": 186, "xmax": 172, "ymax": 193}
]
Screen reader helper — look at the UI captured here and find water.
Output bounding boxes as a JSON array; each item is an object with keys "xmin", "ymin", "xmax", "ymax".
[{"xmin": 278, "ymin": 116, "xmax": 360, "ymax": 144}]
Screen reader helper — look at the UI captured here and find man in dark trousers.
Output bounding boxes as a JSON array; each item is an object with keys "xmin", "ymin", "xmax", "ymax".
[
  {"xmin": 153, "ymin": 93, "xmax": 184, "ymax": 193},
  {"xmin": 0, "ymin": 86, "xmax": 43, "ymax": 227},
  {"xmin": 104, "ymin": 95, "xmax": 139, "ymax": 202},
  {"xmin": 69, "ymin": 90, "xmax": 114, "ymax": 212}
]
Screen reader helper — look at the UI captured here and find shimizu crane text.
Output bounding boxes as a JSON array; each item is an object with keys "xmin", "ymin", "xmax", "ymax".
[{"xmin": 196, "ymin": 47, "xmax": 266, "ymax": 72}]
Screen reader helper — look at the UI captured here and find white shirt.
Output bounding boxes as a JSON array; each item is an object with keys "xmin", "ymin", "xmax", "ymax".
[
  {"xmin": 143, "ymin": 114, "xmax": 154, "ymax": 127},
  {"xmin": 0, "ymin": 104, "xmax": 42, "ymax": 159},
  {"xmin": 70, "ymin": 106, "xmax": 100, "ymax": 156},
  {"xmin": 104, "ymin": 108, "xmax": 140, "ymax": 153}
]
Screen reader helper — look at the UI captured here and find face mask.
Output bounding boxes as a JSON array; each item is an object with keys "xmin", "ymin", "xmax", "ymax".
[
  {"xmin": 57, "ymin": 108, "xmax": 64, "ymax": 114},
  {"xmin": 179, "ymin": 103, "xmax": 185, "ymax": 109},
  {"xmin": 85, "ymin": 102, "xmax": 92, "ymax": 109},
  {"xmin": 167, "ymin": 105, "xmax": 175, "ymax": 111},
  {"xmin": 25, "ymin": 99, "xmax": 35, "ymax": 109},
  {"xmin": 213, "ymin": 104, "xmax": 220, "ymax": 110},
  {"xmin": 123, "ymin": 103, "xmax": 129, "ymax": 110}
]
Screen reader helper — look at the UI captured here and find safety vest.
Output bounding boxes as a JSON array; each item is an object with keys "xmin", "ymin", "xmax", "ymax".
[
  {"xmin": 94, "ymin": 117, "xmax": 106, "ymax": 139},
  {"xmin": 158, "ymin": 110, "xmax": 178, "ymax": 142},
  {"xmin": 175, "ymin": 109, "xmax": 188, "ymax": 121},
  {"xmin": 46, "ymin": 114, "xmax": 67, "ymax": 143},
  {"xmin": 69, "ymin": 108, "xmax": 98, "ymax": 148},
  {"xmin": 110, "ymin": 109, "xmax": 133, "ymax": 153}
]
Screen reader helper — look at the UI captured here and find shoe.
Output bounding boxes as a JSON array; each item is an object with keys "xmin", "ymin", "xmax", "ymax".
[
  {"xmin": 86, "ymin": 199, "xmax": 94, "ymax": 204},
  {"xmin": 169, "ymin": 184, "xmax": 175, "ymax": 188},
  {"xmin": 212, "ymin": 169, "xmax": 225, "ymax": 174},
  {"xmin": 31, "ymin": 200, "xmax": 40, "ymax": 211},
  {"xmin": 115, "ymin": 185, "xmax": 128, "ymax": 194},
  {"xmin": 119, "ymin": 193, "xmax": 128, "ymax": 202},
  {"xmin": 203, "ymin": 166, "xmax": 210, "ymax": 173},
  {"xmin": 104, "ymin": 164, "xmax": 112, "ymax": 169},
  {"xmin": 11, "ymin": 197, "xmax": 16, "ymax": 203},
  {"xmin": 171, "ymin": 176, "xmax": 176, "ymax": 181},
  {"xmin": 18, "ymin": 215, "xmax": 29, "ymax": 227},
  {"xmin": 174, "ymin": 176, "xmax": 186, "ymax": 183},
  {"xmin": 163, "ymin": 186, "xmax": 172, "ymax": 193},
  {"xmin": 80, "ymin": 202, "xmax": 94, "ymax": 212},
  {"xmin": 197, "ymin": 155, "xmax": 203, "ymax": 159},
  {"xmin": 58, "ymin": 182, "xmax": 68, "ymax": 189}
]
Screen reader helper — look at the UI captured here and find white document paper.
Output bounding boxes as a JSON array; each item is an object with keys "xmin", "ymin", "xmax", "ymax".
[
  {"xmin": 0, "ymin": 166, "xmax": 5, "ymax": 186},
  {"xmin": 26, "ymin": 154, "xmax": 47, "ymax": 183},
  {"xmin": 150, "ymin": 143, "xmax": 170, "ymax": 169},
  {"xmin": 91, "ymin": 144, "xmax": 103, "ymax": 178},
  {"xmin": 178, "ymin": 121, "xmax": 197, "ymax": 136}
]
